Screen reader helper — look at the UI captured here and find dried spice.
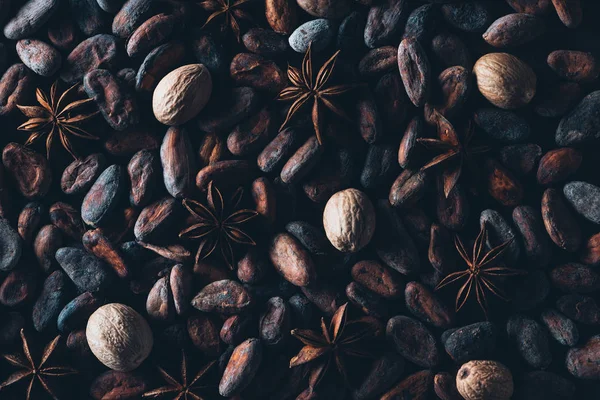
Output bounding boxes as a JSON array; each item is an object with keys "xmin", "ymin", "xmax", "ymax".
[
  {"xmin": 0, "ymin": 329, "xmax": 77, "ymax": 400},
  {"xmin": 179, "ymin": 181, "xmax": 258, "ymax": 268},
  {"xmin": 143, "ymin": 351, "xmax": 216, "ymax": 399},
  {"xmin": 277, "ymin": 42, "xmax": 355, "ymax": 145},
  {"xmin": 418, "ymin": 110, "xmax": 489, "ymax": 198},
  {"xmin": 199, "ymin": 0, "xmax": 254, "ymax": 42},
  {"xmin": 0, "ymin": 0, "xmax": 599, "ymax": 397},
  {"xmin": 17, "ymin": 81, "xmax": 98, "ymax": 159},
  {"xmin": 435, "ymin": 224, "xmax": 524, "ymax": 318},
  {"xmin": 289, "ymin": 303, "xmax": 378, "ymax": 388}
]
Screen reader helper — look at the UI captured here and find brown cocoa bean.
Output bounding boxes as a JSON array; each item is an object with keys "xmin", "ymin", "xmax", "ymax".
[
  {"xmin": 397, "ymin": 37, "xmax": 430, "ymax": 107},
  {"xmin": 269, "ymin": 233, "xmax": 316, "ymax": 287},
  {"xmin": 541, "ymin": 188, "xmax": 581, "ymax": 252},
  {"xmin": 2, "ymin": 142, "xmax": 51, "ymax": 199}
]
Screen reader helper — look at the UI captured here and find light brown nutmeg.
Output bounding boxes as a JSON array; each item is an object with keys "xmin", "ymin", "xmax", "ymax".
[
  {"xmin": 323, "ymin": 188, "xmax": 376, "ymax": 253},
  {"xmin": 473, "ymin": 53, "xmax": 536, "ymax": 109},
  {"xmin": 86, "ymin": 303, "xmax": 153, "ymax": 372},
  {"xmin": 456, "ymin": 360, "xmax": 514, "ymax": 400},
  {"xmin": 152, "ymin": 64, "xmax": 212, "ymax": 126}
]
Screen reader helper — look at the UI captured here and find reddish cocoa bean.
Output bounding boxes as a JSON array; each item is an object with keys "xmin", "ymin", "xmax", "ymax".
[
  {"xmin": 230, "ymin": 53, "xmax": 286, "ymax": 93},
  {"xmin": 191, "ymin": 279, "xmax": 253, "ymax": 315},
  {"xmin": 83, "ymin": 228, "xmax": 130, "ymax": 279},
  {"xmin": 84, "ymin": 69, "xmax": 139, "ymax": 131},
  {"xmin": 541, "ymin": 188, "xmax": 581, "ymax": 252},
  {"xmin": 351, "ymin": 260, "xmax": 403, "ymax": 299},
  {"xmin": 2, "ymin": 142, "xmax": 51, "ymax": 199},
  {"xmin": 61, "ymin": 153, "xmax": 106, "ymax": 195},
  {"xmin": 34, "ymin": 225, "xmax": 62, "ymax": 273},
  {"xmin": 269, "ymin": 233, "xmax": 316, "ymax": 287},
  {"xmin": 405, "ymin": 281, "xmax": 454, "ymax": 328},
  {"xmin": 18, "ymin": 202, "xmax": 44, "ymax": 244},
  {"xmin": 50, "ymin": 202, "xmax": 85, "ymax": 241},
  {"xmin": 397, "ymin": 37, "xmax": 431, "ymax": 107},
  {"xmin": 228, "ymin": 107, "xmax": 276, "ymax": 156},
  {"xmin": 265, "ymin": 0, "xmax": 298, "ymax": 34}
]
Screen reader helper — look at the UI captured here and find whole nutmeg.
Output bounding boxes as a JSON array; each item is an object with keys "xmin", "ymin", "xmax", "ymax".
[
  {"xmin": 86, "ymin": 303, "xmax": 153, "ymax": 372},
  {"xmin": 152, "ymin": 64, "xmax": 212, "ymax": 126},
  {"xmin": 473, "ymin": 53, "xmax": 536, "ymax": 109},
  {"xmin": 456, "ymin": 360, "xmax": 513, "ymax": 400},
  {"xmin": 323, "ymin": 189, "xmax": 376, "ymax": 253}
]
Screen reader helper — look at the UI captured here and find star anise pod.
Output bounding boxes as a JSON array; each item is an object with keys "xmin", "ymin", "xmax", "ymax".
[
  {"xmin": 199, "ymin": 0, "xmax": 254, "ymax": 42},
  {"xmin": 277, "ymin": 42, "xmax": 355, "ymax": 145},
  {"xmin": 0, "ymin": 329, "xmax": 77, "ymax": 400},
  {"xmin": 143, "ymin": 351, "xmax": 216, "ymax": 400},
  {"xmin": 17, "ymin": 81, "xmax": 99, "ymax": 160},
  {"xmin": 418, "ymin": 110, "xmax": 489, "ymax": 198},
  {"xmin": 435, "ymin": 224, "xmax": 525, "ymax": 319},
  {"xmin": 179, "ymin": 181, "xmax": 258, "ymax": 269},
  {"xmin": 289, "ymin": 303, "xmax": 378, "ymax": 389}
]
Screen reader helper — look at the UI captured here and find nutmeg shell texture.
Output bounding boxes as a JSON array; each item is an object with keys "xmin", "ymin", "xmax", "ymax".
[
  {"xmin": 473, "ymin": 53, "xmax": 536, "ymax": 109},
  {"xmin": 456, "ymin": 360, "xmax": 514, "ymax": 400},
  {"xmin": 323, "ymin": 189, "xmax": 376, "ymax": 253},
  {"xmin": 86, "ymin": 303, "xmax": 153, "ymax": 372},
  {"xmin": 152, "ymin": 64, "xmax": 212, "ymax": 126}
]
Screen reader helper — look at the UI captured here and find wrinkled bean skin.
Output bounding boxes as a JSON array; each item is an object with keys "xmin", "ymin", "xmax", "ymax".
[
  {"xmin": 2, "ymin": 142, "xmax": 51, "ymax": 199},
  {"xmin": 398, "ymin": 37, "xmax": 430, "ymax": 107},
  {"xmin": 61, "ymin": 34, "xmax": 121, "ymax": 84},
  {"xmin": 61, "ymin": 154, "xmax": 107, "ymax": 195},
  {"xmin": 0, "ymin": 64, "xmax": 33, "ymax": 116},
  {"xmin": 84, "ymin": 69, "xmax": 139, "ymax": 131},
  {"xmin": 4, "ymin": 0, "xmax": 60, "ymax": 40},
  {"xmin": 16, "ymin": 39, "xmax": 62, "ymax": 77}
]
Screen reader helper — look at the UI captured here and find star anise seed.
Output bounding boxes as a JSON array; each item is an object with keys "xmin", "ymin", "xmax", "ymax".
[
  {"xmin": 277, "ymin": 42, "xmax": 356, "ymax": 145},
  {"xmin": 418, "ymin": 110, "xmax": 489, "ymax": 198},
  {"xmin": 179, "ymin": 181, "xmax": 258, "ymax": 269},
  {"xmin": 435, "ymin": 223, "xmax": 525, "ymax": 319},
  {"xmin": 289, "ymin": 303, "xmax": 378, "ymax": 389},
  {"xmin": 199, "ymin": 0, "xmax": 254, "ymax": 42},
  {"xmin": 0, "ymin": 329, "xmax": 77, "ymax": 400},
  {"xmin": 17, "ymin": 81, "xmax": 99, "ymax": 160},
  {"xmin": 143, "ymin": 351, "xmax": 216, "ymax": 400}
]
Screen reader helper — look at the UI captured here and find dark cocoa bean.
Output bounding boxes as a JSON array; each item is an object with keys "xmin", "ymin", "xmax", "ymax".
[
  {"xmin": 81, "ymin": 164, "xmax": 125, "ymax": 227},
  {"xmin": 405, "ymin": 281, "xmax": 454, "ymax": 328},
  {"xmin": 4, "ymin": 0, "xmax": 60, "ymax": 40},
  {"xmin": 540, "ymin": 308, "xmax": 579, "ymax": 346},
  {"xmin": 442, "ymin": 322, "xmax": 496, "ymax": 363},
  {"xmin": 386, "ymin": 315, "xmax": 439, "ymax": 367},
  {"xmin": 56, "ymin": 247, "xmax": 113, "ymax": 293},
  {"xmin": 136, "ymin": 41, "xmax": 185, "ymax": 93},
  {"xmin": 57, "ymin": 291, "xmax": 102, "ymax": 332},
  {"xmin": 32, "ymin": 270, "xmax": 70, "ymax": 332},
  {"xmin": 507, "ymin": 315, "xmax": 552, "ymax": 368},
  {"xmin": 374, "ymin": 200, "xmax": 420, "ymax": 275}
]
